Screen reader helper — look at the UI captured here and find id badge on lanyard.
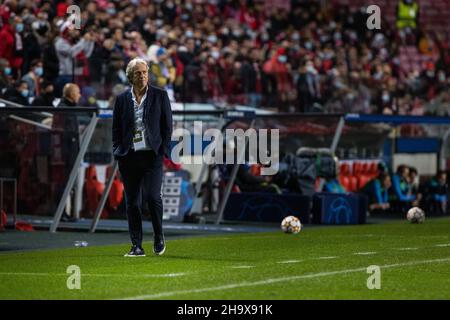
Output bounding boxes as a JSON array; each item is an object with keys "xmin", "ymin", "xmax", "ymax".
[{"xmin": 133, "ymin": 128, "xmax": 148, "ymax": 151}]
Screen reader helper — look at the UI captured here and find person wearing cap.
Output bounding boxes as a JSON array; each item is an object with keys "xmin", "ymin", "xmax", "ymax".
[
  {"xmin": 112, "ymin": 57, "xmax": 173, "ymax": 257},
  {"xmin": 54, "ymin": 21, "xmax": 95, "ymax": 97},
  {"xmin": 149, "ymin": 46, "xmax": 176, "ymax": 91}
]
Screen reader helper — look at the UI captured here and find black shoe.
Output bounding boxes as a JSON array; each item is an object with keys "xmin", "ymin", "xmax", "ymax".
[
  {"xmin": 153, "ymin": 236, "xmax": 166, "ymax": 256},
  {"xmin": 124, "ymin": 245, "xmax": 146, "ymax": 257},
  {"xmin": 61, "ymin": 212, "xmax": 77, "ymax": 223}
]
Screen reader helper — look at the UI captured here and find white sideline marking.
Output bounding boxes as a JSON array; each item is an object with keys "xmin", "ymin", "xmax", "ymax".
[
  {"xmin": 435, "ymin": 244, "xmax": 450, "ymax": 247},
  {"xmin": 119, "ymin": 257, "xmax": 450, "ymax": 300},
  {"xmin": 277, "ymin": 260, "xmax": 302, "ymax": 264},
  {"xmin": 0, "ymin": 272, "xmax": 188, "ymax": 278},
  {"xmin": 315, "ymin": 256, "xmax": 338, "ymax": 260},
  {"xmin": 395, "ymin": 247, "xmax": 418, "ymax": 251},
  {"xmin": 229, "ymin": 265, "xmax": 255, "ymax": 269},
  {"xmin": 353, "ymin": 252, "xmax": 377, "ymax": 255},
  {"xmin": 85, "ymin": 272, "xmax": 188, "ymax": 278}
]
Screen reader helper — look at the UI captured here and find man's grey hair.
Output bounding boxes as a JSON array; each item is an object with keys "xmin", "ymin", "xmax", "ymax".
[{"xmin": 125, "ymin": 58, "xmax": 149, "ymax": 83}]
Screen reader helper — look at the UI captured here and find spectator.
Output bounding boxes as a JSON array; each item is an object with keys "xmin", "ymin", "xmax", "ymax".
[
  {"xmin": 297, "ymin": 60, "xmax": 321, "ymax": 112},
  {"xmin": 263, "ymin": 47, "xmax": 293, "ymax": 111},
  {"xmin": 391, "ymin": 164, "xmax": 417, "ymax": 213},
  {"xmin": 54, "ymin": 21, "xmax": 94, "ymax": 97},
  {"xmin": 149, "ymin": 47, "xmax": 176, "ymax": 97},
  {"xmin": 421, "ymin": 170, "xmax": 448, "ymax": 216},
  {"xmin": 362, "ymin": 172, "xmax": 392, "ymax": 214},
  {"xmin": 409, "ymin": 166, "xmax": 422, "ymax": 202},
  {"xmin": 31, "ymin": 80, "xmax": 55, "ymax": 107},
  {"xmin": 0, "ymin": 58, "xmax": 13, "ymax": 96},
  {"xmin": 0, "ymin": 0, "xmax": 448, "ymax": 115},
  {"xmin": 396, "ymin": 0, "xmax": 419, "ymax": 29},
  {"xmin": 3, "ymin": 80, "xmax": 29, "ymax": 105},
  {"xmin": 21, "ymin": 59, "xmax": 43, "ymax": 98},
  {"xmin": 0, "ymin": 14, "xmax": 24, "ymax": 78},
  {"xmin": 323, "ymin": 177, "xmax": 346, "ymax": 194}
]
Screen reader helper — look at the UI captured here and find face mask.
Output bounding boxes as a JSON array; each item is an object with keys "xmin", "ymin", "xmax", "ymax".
[
  {"xmin": 291, "ymin": 33, "xmax": 300, "ymax": 41},
  {"xmin": 382, "ymin": 94, "xmax": 390, "ymax": 102},
  {"xmin": 323, "ymin": 52, "xmax": 333, "ymax": 60},
  {"xmin": 4, "ymin": 67, "xmax": 12, "ymax": 75},
  {"xmin": 106, "ymin": 8, "xmax": 116, "ymax": 15},
  {"xmin": 306, "ymin": 65, "xmax": 316, "ymax": 73},
  {"xmin": 232, "ymin": 30, "xmax": 242, "ymax": 38},
  {"xmin": 185, "ymin": 30, "xmax": 193, "ymax": 38},
  {"xmin": 20, "ymin": 89, "xmax": 29, "ymax": 98},
  {"xmin": 207, "ymin": 35, "xmax": 217, "ymax": 43},
  {"xmin": 277, "ymin": 55, "xmax": 287, "ymax": 63},
  {"xmin": 211, "ymin": 50, "xmax": 220, "ymax": 60},
  {"xmin": 185, "ymin": 3, "xmax": 193, "ymax": 11},
  {"xmin": 427, "ymin": 71, "xmax": 435, "ymax": 78},
  {"xmin": 305, "ymin": 42, "xmax": 313, "ymax": 50},
  {"xmin": 34, "ymin": 67, "xmax": 43, "ymax": 77},
  {"xmin": 15, "ymin": 23, "xmax": 24, "ymax": 33}
]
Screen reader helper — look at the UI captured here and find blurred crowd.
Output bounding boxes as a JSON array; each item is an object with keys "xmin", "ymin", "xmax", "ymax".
[{"xmin": 0, "ymin": 0, "xmax": 450, "ymax": 115}]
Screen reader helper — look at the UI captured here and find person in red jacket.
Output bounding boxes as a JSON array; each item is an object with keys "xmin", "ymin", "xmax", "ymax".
[{"xmin": 0, "ymin": 14, "xmax": 24, "ymax": 78}]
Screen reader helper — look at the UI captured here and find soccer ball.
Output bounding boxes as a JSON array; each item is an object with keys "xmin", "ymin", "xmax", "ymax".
[
  {"xmin": 406, "ymin": 207, "xmax": 425, "ymax": 224},
  {"xmin": 281, "ymin": 215, "xmax": 302, "ymax": 234}
]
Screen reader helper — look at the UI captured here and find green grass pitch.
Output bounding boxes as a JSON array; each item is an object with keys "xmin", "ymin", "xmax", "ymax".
[{"xmin": 1, "ymin": 217, "xmax": 450, "ymax": 299}]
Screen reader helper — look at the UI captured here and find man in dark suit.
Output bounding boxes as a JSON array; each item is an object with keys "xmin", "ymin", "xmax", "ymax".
[{"xmin": 112, "ymin": 58, "xmax": 173, "ymax": 257}]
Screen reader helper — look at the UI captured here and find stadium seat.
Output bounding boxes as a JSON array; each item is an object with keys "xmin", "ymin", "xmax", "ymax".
[
  {"xmin": 339, "ymin": 175, "xmax": 350, "ymax": 192},
  {"xmin": 107, "ymin": 168, "xmax": 124, "ymax": 210},
  {"xmin": 358, "ymin": 175, "xmax": 371, "ymax": 190},
  {"xmin": 349, "ymin": 175, "xmax": 358, "ymax": 192},
  {"xmin": 84, "ymin": 166, "xmax": 107, "ymax": 218}
]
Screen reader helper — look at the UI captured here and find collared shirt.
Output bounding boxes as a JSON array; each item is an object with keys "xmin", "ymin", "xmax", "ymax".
[{"xmin": 131, "ymin": 86, "xmax": 151, "ymax": 151}]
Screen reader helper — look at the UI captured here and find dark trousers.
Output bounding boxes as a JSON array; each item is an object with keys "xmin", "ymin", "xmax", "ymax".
[{"xmin": 118, "ymin": 150, "xmax": 164, "ymax": 247}]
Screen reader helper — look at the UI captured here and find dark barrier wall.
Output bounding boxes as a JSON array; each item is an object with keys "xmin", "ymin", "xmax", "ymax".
[
  {"xmin": 312, "ymin": 192, "xmax": 368, "ymax": 225},
  {"xmin": 224, "ymin": 193, "xmax": 311, "ymax": 223}
]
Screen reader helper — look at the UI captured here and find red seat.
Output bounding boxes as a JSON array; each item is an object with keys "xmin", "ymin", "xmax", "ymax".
[
  {"xmin": 368, "ymin": 162, "xmax": 378, "ymax": 176},
  {"xmin": 358, "ymin": 175, "xmax": 371, "ymax": 190},
  {"xmin": 84, "ymin": 166, "xmax": 106, "ymax": 218},
  {"xmin": 339, "ymin": 176, "xmax": 350, "ymax": 192},
  {"xmin": 340, "ymin": 163, "xmax": 350, "ymax": 176},
  {"xmin": 347, "ymin": 175, "xmax": 358, "ymax": 192}
]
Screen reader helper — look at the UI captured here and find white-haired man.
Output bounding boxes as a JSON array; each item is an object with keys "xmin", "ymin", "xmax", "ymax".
[{"xmin": 112, "ymin": 58, "xmax": 173, "ymax": 256}]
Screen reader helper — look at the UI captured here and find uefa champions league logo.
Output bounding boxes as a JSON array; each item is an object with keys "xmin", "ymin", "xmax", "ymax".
[{"xmin": 327, "ymin": 197, "xmax": 352, "ymax": 224}]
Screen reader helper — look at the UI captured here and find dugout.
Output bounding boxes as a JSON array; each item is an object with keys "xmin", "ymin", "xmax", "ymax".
[{"xmin": 2, "ymin": 98, "xmax": 450, "ymax": 231}]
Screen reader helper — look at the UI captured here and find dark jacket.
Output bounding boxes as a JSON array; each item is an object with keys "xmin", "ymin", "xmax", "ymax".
[
  {"xmin": 54, "ymin": 98, "xmax": 80, "ymax": 176},
  {"xmin": 3, "ymin": 87, "xmax": 29, "ymax": 106},
  {"xmin": 112, "ymin": 85, "xmax": 173, "ymax": 159}
]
